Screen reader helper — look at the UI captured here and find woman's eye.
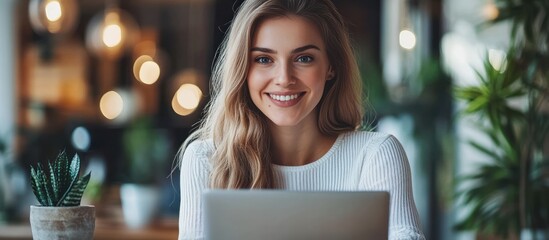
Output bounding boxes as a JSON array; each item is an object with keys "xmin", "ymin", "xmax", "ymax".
[
  {"xmin": 255, "ymin": 57, "xmax": 272, "ymax": 64},
  {"xmin": 296, "ymin": 56, "xmax": 313, "ymax": 63}
]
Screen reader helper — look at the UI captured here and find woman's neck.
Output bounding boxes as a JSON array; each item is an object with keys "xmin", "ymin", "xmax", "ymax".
[{"xmin": 269, "ymin": 123, "xmax": 337, "ymax": 166}]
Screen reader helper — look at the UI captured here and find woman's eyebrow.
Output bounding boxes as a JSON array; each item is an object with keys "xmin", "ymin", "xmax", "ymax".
[
  {"xmin": 250, "ymin": 47, "xmax": 276, "ymax": 53},
  {"xmin": 250, "ymin": 44, "xmax": 320, "ymax": 54},
  {"xmin": 291, "ymin": 44, "xmax": 320, "ymax": 53}
]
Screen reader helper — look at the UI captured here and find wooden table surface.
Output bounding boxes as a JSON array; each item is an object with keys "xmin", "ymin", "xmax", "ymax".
[{"xmin": 0, "ymin": 217, "xmax": 178, "ymax": 240}]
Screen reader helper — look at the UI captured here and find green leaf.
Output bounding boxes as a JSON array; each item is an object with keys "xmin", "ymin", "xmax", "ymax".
[
  {"xmin": 30, "ymin": 166, "xmax": 47, "ymax": 206},
  {"xmin": 61, "ymin": 172, "xmax": 91, "ymax": 207},
  {"xmin": 468, "ymin": 140, "xmax": 500, "ymax": 160},
  {"xmin": 48, "ymin": 162, "xmax": 59, "ymax": 204},
  {"xmin": 29, "ymin": 150, "xmax": 92, "ymax": 207},
  {"xmin": 56, "ymin": 151, "xmax": 71, "ymax": 203},
  {"xmin": 455, "ymin": 86, "xmax": 483, "ymax": 101},
  {"xmin": 523, "ymin": 8, "xmax": 536, "ymax": 43},
  {"xmin": 464, "ymin": 96, "xmax": 488, "ymax": 113},
  {"xmin": 473, "ymin": 68, "xmax": 489, "ymax": 85},
  {"xmin": 56, "ymin": 169, "xmax": 79, "ymax": 206},
  {"xmin": 540, "ymin": 11, "xmax": 549, "ymax": 41},
  {"xmin": 35, "ymin": 164, "xmax": 54, "ymax": 206},
  {"xmin": 69, "ymin": 153, "xmax": 80, "ymax": 184}
]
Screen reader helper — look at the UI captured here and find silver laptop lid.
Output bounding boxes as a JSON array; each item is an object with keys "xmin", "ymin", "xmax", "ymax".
[{"xmin": 203, "ymin": 190, "xmax": 389, "ymax": 240}]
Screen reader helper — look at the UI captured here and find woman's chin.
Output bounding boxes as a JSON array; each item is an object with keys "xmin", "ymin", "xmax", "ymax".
[{"xmin": 268, "ymin": 118, "xmax": 300, "ymax": 128}]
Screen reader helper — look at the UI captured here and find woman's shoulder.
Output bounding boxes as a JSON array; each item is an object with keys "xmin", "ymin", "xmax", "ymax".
[
  {"xmin": 340, "ymin": 130, "xmax": 403, "ymax": 155},
  {"xmin": 180, "ymin": 138, "xmax": 214, "ymax": 169},
  {"xmin": 342, "ymin": 130, "xmax": 395, "ymax": 146},
  {"xmin": 186, "ymin": 138, "xmax": 215, "ymax": 156}
]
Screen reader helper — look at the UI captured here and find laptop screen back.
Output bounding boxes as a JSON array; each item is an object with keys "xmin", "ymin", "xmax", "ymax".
[{"xmin": 203, "ymin": 190, "xmax": 389, "ymax": 240}]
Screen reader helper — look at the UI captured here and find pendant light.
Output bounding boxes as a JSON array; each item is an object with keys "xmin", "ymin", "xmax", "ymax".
[
  {"xmin": 85, "ymin": 1, "xmax": 139, "ymax": 59},
  {"xmin": 29, "ymin": 0, "xmax": 79, "ymax": 35}
]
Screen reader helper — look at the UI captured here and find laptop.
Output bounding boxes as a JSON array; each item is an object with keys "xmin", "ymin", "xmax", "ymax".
[{"xmin": 203, "ymin": 190, "xmax": 390, "ymax": 240}]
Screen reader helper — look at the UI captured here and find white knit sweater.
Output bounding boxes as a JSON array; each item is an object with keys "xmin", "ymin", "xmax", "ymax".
[{"xmin": 179, "ymin": 131, "xmax": 425, "ymax": 240}]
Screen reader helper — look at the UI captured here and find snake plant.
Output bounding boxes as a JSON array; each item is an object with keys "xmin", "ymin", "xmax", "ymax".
[{"xmin": 30, "ymin": 151, "xmax": 91, "ymax": 207}]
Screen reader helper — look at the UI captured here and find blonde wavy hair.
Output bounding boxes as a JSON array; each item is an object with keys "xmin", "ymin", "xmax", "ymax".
[{"xmin": 179, "ymin": 0, "xmax": 364, "ymax": 189}]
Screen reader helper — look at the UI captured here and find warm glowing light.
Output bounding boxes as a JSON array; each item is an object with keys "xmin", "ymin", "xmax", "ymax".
[
  {"xmin": 86, "ymin": 8, "xmax": 139, "ymax": 59},
  {"xmin": 100, "ymin": 91, "xmax": 124, "ymax": 120},
  {"xmin": 172, "ymin": 95, "xmax": 195, "ymax": 116},
  {"xmin": 45, "ymin": 0, "xmax": 62, "ymax": 22},
  {"xmin": 483, "ymin": 3, "xmax": 499, "ymax": 20},
  {"xmin": 133, "ymin": 55, "xmax": 152, "ymax": 81},
  {"xmin": 29, "ymin": 0, "xmax": 78, "ymax": 34},
  {"xmin": 171, "ymin": 69, "xmax": 205, "ymax": 116},
  {"xmin": 176, "ymin": 84, "xmax": 202, "ymax": 110},
  {"xmin": 102, "ymin": 24, "xmax": 122, "ymax": 47},
  {"xmin": 399, "ymin": 30, "xmax": 416, "ymax": 50},
  {"xmin": 71, "ymin": 126, "xmax": 91, "ymax": 151},
  {"xmin": 138, "ymin": 60, "xmax": 161, "ymax": 84},
  {"xmin": 488, "ymin": 49, "xmax": 507, "ymax": 72}
]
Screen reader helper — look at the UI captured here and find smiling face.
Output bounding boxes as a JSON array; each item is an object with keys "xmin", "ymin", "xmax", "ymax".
[{"xmin": 247, "ymin": 15, "xmax": 333, "ymax": 130}]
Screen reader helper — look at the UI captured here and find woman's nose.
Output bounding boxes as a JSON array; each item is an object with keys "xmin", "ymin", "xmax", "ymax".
[{"xmin": 274, "ymin": 62, "xmax": 295, "ymax": 87}]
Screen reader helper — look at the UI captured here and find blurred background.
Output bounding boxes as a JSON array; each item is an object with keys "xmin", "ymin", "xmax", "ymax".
[{"xmin": 1, "ymin": 0, "xmax": 548, "ymax": 239}]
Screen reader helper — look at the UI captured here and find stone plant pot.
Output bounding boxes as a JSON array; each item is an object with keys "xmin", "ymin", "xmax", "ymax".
[{"xmin": 30, "ymin": 205, "xmax": 95, "ymax": 240}]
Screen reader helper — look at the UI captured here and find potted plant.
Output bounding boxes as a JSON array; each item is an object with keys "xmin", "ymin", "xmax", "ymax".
[
  {"xmin": 29, "ymin": 150, "xmax": 94, "ymax": 240},
  {"xmin": 120, "ymin": 117, "xmax": 170, "ymax": 228},
  {"xmin": 454, "ymin": 0, "xmax": 549, "ymax": 238}
]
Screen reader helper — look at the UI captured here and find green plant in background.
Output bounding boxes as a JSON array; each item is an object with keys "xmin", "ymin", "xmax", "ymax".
[
  {"xmin": 30, "ymin": 151, "xmax": 91, "ymax": 207},
  {"xmin": 0, "ymin": 134, "xmax": 8, "ymax": 222},
  {"xmin": 122, "ymin": 117, "xmax": 170, "ymax": 184},
  {"xmin": 491, "ymin": 0, "xmax": 549, "ymax": 51},
  {"xmin": 454, "ymin": 0, "xmax": 549, "ymax": 237},
  {"xmin": 0, "ymin": 132, "xmax": 23, "ymax": 223}
]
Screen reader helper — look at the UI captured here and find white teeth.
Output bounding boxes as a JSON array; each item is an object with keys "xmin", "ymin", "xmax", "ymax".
[{"xmin": 269, "ymin": 93, "xmax": 300, "ymax": 102}]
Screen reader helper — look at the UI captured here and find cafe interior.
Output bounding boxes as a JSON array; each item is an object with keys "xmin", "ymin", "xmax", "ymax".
[{"xmin": 0, "ymin": 0, "xmax": 547, "ymax": 239}]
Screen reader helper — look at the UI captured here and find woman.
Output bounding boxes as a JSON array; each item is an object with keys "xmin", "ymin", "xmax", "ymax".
[{"xmin": 178, "ymin": 0, "xmax": 425, "ymax": 239}]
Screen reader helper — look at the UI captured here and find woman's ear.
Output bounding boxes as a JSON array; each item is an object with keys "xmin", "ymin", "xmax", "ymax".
[{"xmin": 326, "ymin": 66, "xmax": 335, "ymax": 81}]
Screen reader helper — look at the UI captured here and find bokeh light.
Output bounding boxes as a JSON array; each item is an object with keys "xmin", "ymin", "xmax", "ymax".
[
  {"xmin": 176, "ymin": 84, "xmax": 202, "ymax": 110},
  {"xmin": 45, "ymin": 0, "xmax": 62, "ymax": 22},
  {"xmin": 103, "ymin": 24, "xmax": 122, "ymax": 48},
  {"xmin": 399, "ymin": 29, "xmax": 416, "ymax": 50},
  {"xmin": 133, "ymin": 55, "xmax": 161, "ymax": 85},
  {"xmin": 172, "ymin": 84, "xmax": 202, "ymax": 116},
  {"xmin": 71, "ymin": 126, "xmax": 91, "ymax": 151},
  {"xmin": 85, "ymin": 8, "xmax": 139, "ymax": 59},
  {"xmin": 99, "ymin": 90, "xmax": 124, "ymax": 120},
  {"xmin": 29, "ymin": 0, "xmax": 79, "ymax": 34},
  {"xmin": 483, "ymin": 3, "xmax": 499, "ymax": 20}
]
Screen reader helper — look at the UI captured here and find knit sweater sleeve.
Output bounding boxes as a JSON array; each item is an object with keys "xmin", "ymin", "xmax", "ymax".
[
  {"xmin": 178, "ymin": 140, "xmax": 210, "ymax": 240},
  {"xmin": 360, "ymin": 135, "xmax": 425, "ymax": 240}
]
